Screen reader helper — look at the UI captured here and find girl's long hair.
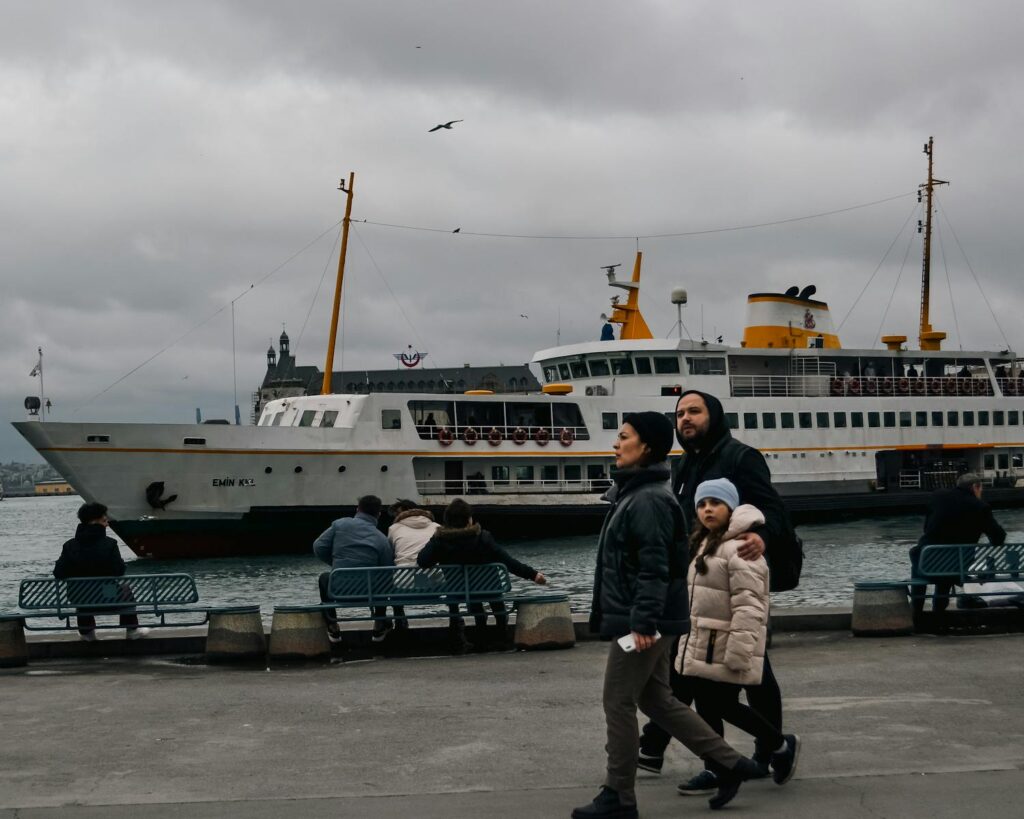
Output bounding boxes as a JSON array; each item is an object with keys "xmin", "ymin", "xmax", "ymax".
[{"xmin": 688, "ymin": 518, "xmax": 726, "ymax": 575}]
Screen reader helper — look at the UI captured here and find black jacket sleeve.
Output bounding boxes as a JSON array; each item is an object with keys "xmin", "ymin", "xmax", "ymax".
[
  {"xmin": 480, "ymin": 532, "xmax": 537, "ymax": 581},
  {"xmin": 628, "ymin": 493, "xmax": 674, "ymax": 636},
  {"xmin": 731, "ymin": 447, "xmax": 789, "ymax": 564},
  {"xmin": 416, "ymin": 538, "xmax": 439, "ymax": 568},
  {"xmin": 980, "ymin": 503, "xmax": 1007, "ymax": 546},
  {"xmin": 53, "ymin": 543, "xmax": 73, "ymax": 579}
]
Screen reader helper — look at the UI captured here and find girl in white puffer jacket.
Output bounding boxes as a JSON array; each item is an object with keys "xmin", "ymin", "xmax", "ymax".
[{"xmin": 675, "ymin": 478, "xmax": 800, "ymax": 787}]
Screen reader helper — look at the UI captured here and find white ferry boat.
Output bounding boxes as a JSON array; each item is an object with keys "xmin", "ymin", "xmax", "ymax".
[{"xmin": 13, "ymin": 150, "xmax": 1024, "ymax": 558}]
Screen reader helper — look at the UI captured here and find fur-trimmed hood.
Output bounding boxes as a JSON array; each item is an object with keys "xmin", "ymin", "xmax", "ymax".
[{"xmin": 393, "ymin": 508, "xmax": 436, "ymax": 527}]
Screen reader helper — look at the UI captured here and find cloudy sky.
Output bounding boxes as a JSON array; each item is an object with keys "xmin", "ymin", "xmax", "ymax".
[{"xmin": 3, "ymin": 0, "xmax": 1024, "ymax": 462}]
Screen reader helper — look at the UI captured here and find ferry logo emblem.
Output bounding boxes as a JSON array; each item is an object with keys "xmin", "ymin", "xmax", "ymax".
[
  {"xmin": 394, "ymin": 346, "xmax": 428, "ymax": 368},
  {"xmin": 803, "ymin": 309, "xmax": 816, "ymax": 330}
]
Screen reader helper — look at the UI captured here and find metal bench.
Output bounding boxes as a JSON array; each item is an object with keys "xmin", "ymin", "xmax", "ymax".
[
  {"xmin": 918, "ymin": 543, "xmax": 1024, "ymax": 606},
  {"xmin": 16, "ymin": 573, "xmax": 210, "ymax": 630}
]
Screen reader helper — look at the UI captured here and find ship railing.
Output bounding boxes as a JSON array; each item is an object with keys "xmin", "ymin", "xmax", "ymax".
[
  {"xmin": 996, "ymin": 377, "xmax": 1024, "ymax": 396},
  {"xmin": 823, "ymin": 376, "xmax": 994, "ymax": 398},
  {"xmin": 413, "ymin": 423, "xmax": 591, "ymax": 442},
  {"xmin": 922, "ymin": 470, "xmax": 958, "ymax": 491},
  {"xmin": 729, "ymin": 375, "xmax": 831, "ymax": 398},
  {"xmin": 415, "ymin": 477, "xmax": 609, "ymax": 496},
  {"xmin": 898, "ymin": 470, "xmax": 922, "ymax": 489}
]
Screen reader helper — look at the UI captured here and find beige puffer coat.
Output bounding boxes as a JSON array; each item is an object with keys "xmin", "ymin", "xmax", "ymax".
[{"xmin": 675, "ymin": 504, "xmax": 770, "ymax": 687}]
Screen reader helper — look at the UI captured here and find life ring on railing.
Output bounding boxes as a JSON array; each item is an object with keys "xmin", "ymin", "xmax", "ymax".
[
  {"xmin": 512, "ymin": 427, "xmax": 528, "ymax": 445},
  {"xmin": 897, "ymin": 378, "xmax": 910, "ymax": 395},
  {"xmin": 1004, "ymin": 379, "xmax": 1018, "ymax": 396},
  {"xmin": 830, "ymin": 378, "xmax": 843, "ymax": 396},
  {"xmin": 559, "ymin": 427, "xmax": 575, "ymax": 446},
  {"xmin": 437, "ymin": 427, "xmax": 454, "ymax": 446},
  {"xmin": 535, "ymin": 428, "xmax": 551, "ymax": 446},
  {"xmin": 913, "ymin": 378, "xmax": 926, "ymax": 396},
  {"xmin": 976, "ymin": 379, "xmax": 989, "ymax": 396},
  {"xmin": 880, "ymin": 378, "xmax": 894, "ymax": 396},
  {"xmin": 944, "ymin": 377, "xmax": 957, "ymax": 394},
  {"xmin": 929, "ymin": 377, "xmax": 943, "ymax": 395},
  {"xmin": 848, "ymin": 377, "xmax": 862, "ymax": 396},
  {"xmin": 487, "ymin": 426, "xmax": 503, "ymax": 446},
  {"xmin": 463, "ymin": 426, "xmax": 479, "ymax": 445},
  {"xmin": 864, "ymin": 378, "xmax": 878, "ymax": 395}
]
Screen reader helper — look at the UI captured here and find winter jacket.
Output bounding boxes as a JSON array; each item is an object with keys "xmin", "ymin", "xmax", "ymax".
[
  {"xmin": 676, "ymin": 504, "xmax": 769, "ymax": 686},
  {"xmin": 674, "ymin": 390, "xmax": 796, "ymax": 590},
  {"xmin": 313, "ymin": 511, "xmax": 394, "ymax": 569},
  {"xmin": 917, "ymin": 486, "xmax": 1006, "ymax": 548},
  {"xmin": 588, "ymin": 462, "xmax": 690, "ymax": 638},
  {"xmin": 54, "ymin": 524, "xmax": 126, "ymax": 579},
  {"xmin": 417, "ymin": 524, "xmax": 538, "ymax": 580},
  {"xmin": 388, "ymin": 509, "xmax": 440, "ymax": 567}
]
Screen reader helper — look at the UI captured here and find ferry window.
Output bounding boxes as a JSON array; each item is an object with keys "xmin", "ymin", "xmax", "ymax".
[
  {"xmin": 507, "ymin": 402, "xmax": 552, "ymax": 430},
  {"xmin": 868, "ymin": 412, "xmax": 880, "ymax": 428},
  {"xmin": 963, "ymin": 411, "xmax": 975, "ymax": 427},
  {"xmin": 931, "ymin": 411, "xmax": 943, "ymax": 426},
  {"xmin": 381, "ymin": 409, "xmax": 402, "ymax": 430},
  {"xmin": 408, "ymin": 400, "xmax": 455, "ymax": 438},
  {"xmin": 564, "ymin": 465, "xmax": 582, "ymax": 483},
  {"xmin": 781, "ymin": 412, "xmax": 795, "ymax": 429},
  {"xmin": 271, "ymin": 412, "xmax": 285, "ymax": 427},
  {"xmin": 984, "ymin": 454, "xmax": 995, "ymax": 471},
  {"xmin": 299, "ymin": 410, "xmax": 317, "ymax": 427},
  {"xmin": 543, "ymin": 365, "xmax": 558, "ymax": 383},
  {"xmin": 899, "ymin": 411, "xmax": 911, "ymax": 428},
  {"xmin": 588, "ymin": 358, "xmax": 611, "ymax": 377},
  {"xmin": 458, "ymin": 401, "xmax": 504, "ymax": 430},
  {"xmin": 515, "ymin": 465, "xmax": 535, "ymax": 484},
  {"xmin": 762, "ymin": 413, "xmax": 777, "ymax": 429},
  {"xmin": 998, "ymin": 453, "xmax": 1009, "ymax": 470},
  {"xmin": 553, "ymin": 403, "xmax": 588, "ymax": 438},
  {"xmin": 258, "ymin": 414, "xmax": 271, "ymax": 426},
  {"xmin": 816, "ymin": 412, "xmax": 829, "ymax": 428},
  {"xmin": 915, "ymin": 411, "xmax": 928, "ymax": 427},
  {"xmin": 686, "ymin": 357, "xmax": 726, "ymax": 375},
  {"xmin": 569, "ymin": 360, "xmax": 588, "ymax": 378},
  {"xmin": 541, "ymin": 465, "xmax": 558, "ymax": 486},
  {"xmin": 1014, "ymin": 454, "xmax": 1024, "ymax": 469},
  {"xmin": 320, "ymin": 410, "xmax": 339, "ymax": 428},
  {"xmin": 725, "ymin": 412, "xmax": 739, "ymax": 430},
  {"xmin": 850, "ymin": 412, "xmax": 863, "ymax": 428},
  {"xmin": 183, "ymin": 437, "xmax": 206, "ymax": 446},
  {"xmin": 947, "ymin": 411, "xmax": 959, "ymax": 427},
  {"xmin": 611, "ymin": 358, "xmax": 634, "ymax": 376},
  {"xmin": 994, "ymin": 411, "xmax": 1005, "ymax": 426},
  {"xmin": 654, "ymin": 356, "xmax": 681, "ymax": 374},
  {"xmin": 602, "ymin": 412, "xmax": 618, "ymax": 430},
  {"xmin": 978, "ymin": 411, "xmax": 990, "ymax": 426},
  {"xmin": 883, "ymin": 412, "xmax": 896, "ymax": 428},
  {"xmin": 86, "ymin": 434, "xmax": 111, "ymax": 443},
  {"xmin": 558, "ymin": 363, "xmax": 571, "ymax": 380},
  {"xmin": 833, "ymin": 412, "xmax": 847, "ymax": 428},
  {"xmin": 491, "ymin": 465, "xmax": 510, "ymax": 486},
  {"xmin": 799, "ymin": 412, "xmax": 812, "ymax": 429},
  {"xmin": 587, "ymin": 463, "xmax": 609, "ymax": 480},
  {"xmin": 744, "ymin": 412, "xmax": 758, "ymax": 430},
  {"xmin": 1010, "ymin": 411, "xmax": 1020, "ymax": 425},
  {"xmin": 634, "ymin": 357, "xmax": 652, "ymax": 374}
]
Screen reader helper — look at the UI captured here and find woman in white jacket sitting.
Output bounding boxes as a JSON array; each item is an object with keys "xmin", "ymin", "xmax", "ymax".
[
  {"xmin": 387, "ymin": 500, "xmax": 441, "ymax": 629},
  {"xmin": 676, "ymin": 478, "xmax": 801, "ymax": 789}
]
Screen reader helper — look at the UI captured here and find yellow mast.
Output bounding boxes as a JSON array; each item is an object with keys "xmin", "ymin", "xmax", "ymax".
[
  {"xmin": 608, "ymin": 252, "xmax": 653, "ymax": 340},
  {"xmin": 322, "ymin": 172, "xmax": 355, "ymax": 394},
  {"xmin": 918, "ymin": 138, "xmax": 948, "ymax": 350}
]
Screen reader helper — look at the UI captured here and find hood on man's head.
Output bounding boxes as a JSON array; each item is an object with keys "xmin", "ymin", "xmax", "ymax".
[{"xmin": 675, "ymin": 389, "xmax": 730, "ymax": 452}]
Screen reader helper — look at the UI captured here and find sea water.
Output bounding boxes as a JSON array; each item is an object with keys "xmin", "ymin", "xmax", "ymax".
[{"xmin": 3, "ymin": 494, "xmax": 1023, "ymax": 612}]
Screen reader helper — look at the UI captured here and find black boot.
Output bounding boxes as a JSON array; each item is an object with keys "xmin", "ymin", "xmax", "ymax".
[
  {"xmin": 570, "ymin": 786, "xmax": 638, "ymax": 819},
  {"xmin": 448, "ymin": 620, "xmax": 472, "ymax": 655},
  {"xmin": 706, "ymin": 757, "xmax": 762, "ymax": 810}
]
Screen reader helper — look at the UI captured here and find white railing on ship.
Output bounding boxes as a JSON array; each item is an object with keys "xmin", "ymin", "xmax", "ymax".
[
  {"xmin": 415, "ymin": 478, "xmax": 611, "ymax": 496},
  {"xmin": 413, "ymin": 424, "xmax": 590, "ymax": 441},
  {"xmin": 731, "ymin": 375, "xmax": 998, "ymax": 399}
]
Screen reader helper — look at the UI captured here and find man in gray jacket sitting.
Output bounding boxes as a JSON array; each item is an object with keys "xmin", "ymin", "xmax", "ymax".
[{"xmin": 313, "ymin": 495, "xmax": 395, "ymax": 642}]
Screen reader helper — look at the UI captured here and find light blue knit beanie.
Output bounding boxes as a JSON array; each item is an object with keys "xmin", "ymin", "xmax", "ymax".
[{"xmin": 693, "ymin": 477, "xmax": 740, "ymax": 511}]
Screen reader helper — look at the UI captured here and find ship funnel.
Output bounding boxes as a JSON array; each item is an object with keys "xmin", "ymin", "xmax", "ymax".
[{"xmin": 741, "ymin": 290, "xmax": 841, "ymax": 349}]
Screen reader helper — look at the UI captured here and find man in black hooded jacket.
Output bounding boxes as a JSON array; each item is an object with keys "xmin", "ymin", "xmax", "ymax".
[{"xmin": 638, "ymin": 389, "xmax": 794, "ymax": 789}]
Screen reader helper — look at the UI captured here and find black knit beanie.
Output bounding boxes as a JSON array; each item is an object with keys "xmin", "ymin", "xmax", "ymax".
[{"xmin": 622, "ymin": 411, "xmax": 674, "ymax": 463}]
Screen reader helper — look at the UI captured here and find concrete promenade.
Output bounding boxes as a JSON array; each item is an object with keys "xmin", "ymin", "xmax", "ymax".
[{"xmin": 2, "ymin": 629, "xmax": 1023, "ymax": 818}]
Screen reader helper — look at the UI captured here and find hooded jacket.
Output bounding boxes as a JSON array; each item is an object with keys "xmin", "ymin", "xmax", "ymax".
[
  {"xmin": 675, "ymin": 504, "xmax": 769, "ymax": 686},
  {"xmin": 588, "ymin": 461, "xmax": 690, "ymax": 638},
  {"xmin": 54, "ymin": 523, "xmax": 126, "ymax": 579},
  {"xmin": 674, "ymin": 389, "xmax": 793, "ymax": 589},
  {"xmin": 416, "ymin": 524, "xmax": 538, "ymax": 581},
  {"xmin": 388, "ymin": 509, "xmax": 441, "ymax": 567}
]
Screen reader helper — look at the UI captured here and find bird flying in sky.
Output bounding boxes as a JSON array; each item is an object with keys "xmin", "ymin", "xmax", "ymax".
[{"xmin": 428, "ymin": 120, "xmax": 463, "ymax": 132}]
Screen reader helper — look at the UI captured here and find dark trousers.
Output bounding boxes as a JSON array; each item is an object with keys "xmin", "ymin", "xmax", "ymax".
[
  {"xmin": 685, "ymin": 676, "xmax": 784, "ymax": 751},
  {"xmin": 909, "ymin": 544, "xmax": 955, "ymax": 614},
  {"xmin": 640, "ymin": 642, "xmax": 783, "ymax": 762},
  {"xmin": 318, "ymin": 571, "xmax": 389, "ymax": 629},
  {"xmin": 77, "ymin": 611, "xmax": 138, "ymax": 635}
]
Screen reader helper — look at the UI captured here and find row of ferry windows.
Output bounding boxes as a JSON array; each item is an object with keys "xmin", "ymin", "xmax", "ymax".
[
  {"xmin": 490, "ymin": 463, "xmax": 611, "ymax": 485},
  {"xmin": 543, "ymin": 355, "xmax": 684, "ymax": 382},
  {"xmin": 726, "ymin": 409, "xmax": 1022, "ymax": 431}
]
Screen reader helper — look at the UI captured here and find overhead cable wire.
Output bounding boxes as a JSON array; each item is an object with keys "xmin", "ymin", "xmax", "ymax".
[
  {"xmin": 296, "ymin": 224, "xmax": 344, "ymax": 355},
  {"xmin": 360, "ymin": 191, "xmax": 916, "ymax": 241},
  {"xmin": 74, "ymin": 219, "xmax": 343, "ymax": 412},
  {"xmin": 934, "ymin": 214, "xmax": 962, "ymax": 351},
  {"xmin": 874, "ymin": 221, "xmax": 918, "ymax": 345}
]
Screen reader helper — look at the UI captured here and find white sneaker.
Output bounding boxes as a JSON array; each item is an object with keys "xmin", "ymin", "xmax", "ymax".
[
  {"xmin": 80, "ymin": 631, "xmax": 98, "ymax": 642},
  {"xmin": 327, "ymin": 630, "xmax": 344, "ymax": 644},
  {"xmin": 126, "ymin": 627, "xmax": 151, "ymax": 640}
]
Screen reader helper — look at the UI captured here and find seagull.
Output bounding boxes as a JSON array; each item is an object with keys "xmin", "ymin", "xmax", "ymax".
[
  {"xmin": 428, "ymin": 120, "xmax": 463, "ymax": 132},
  {"xmin": 452, "ymin": 228, "xmax": 461, "ymax": 233},
  {"xmin": 520, "ymin": 314, "xmax": 529, "ymax": 319}
]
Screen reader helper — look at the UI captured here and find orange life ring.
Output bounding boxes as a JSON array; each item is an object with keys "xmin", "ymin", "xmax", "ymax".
[
  {"xmin": 929, "ymin": 377, "xmax": 943, "ymax": 395},
  {"xmin": 944, "ymin": 377, "xmax": 957, "ymax": 394},
  {"xmin": 487, "ymin": 426, "xmax": 502, "ymax": 446},
  {"xmin": 913, "ymin": 378, "xmax": 926, "ymax": 396},
  {"xmin": 897, "ymin": 378, "xmax": 909, "ymax": 395},
  {"xmin": 849, "ymin": 377, "xmax": 862, "ymax": 396},
  {"xmin": 879, "ymin": 378, "xmax": 893, "ymax": 396},
  {"xmin": 463, "ymin": 426, "xmax": 479, "ymax": 445},
  {"xmin": 864, "ymin": 378, "xmax": 878, "ymax": 395},
  {"xmin": 535, "ymin": 428, "xmax": 551, "ymax": 446},
  {"xmin": 437, "ymin": 427, "xmax": 453, "ymax": 446},
  {"xmin": 1004, "ymin": 379, "xmax": 1018, "ymax": 396},
  {"xmin": 559, "ymin": 427, "xmax": 574, "ymax": 446},
  {"xmin": 830, "ymin": 378, "xmax": 843, "ymax": 396},
  {"xmin": 512, "ymin": 427, "xmax": 528, "ymax": 445}
]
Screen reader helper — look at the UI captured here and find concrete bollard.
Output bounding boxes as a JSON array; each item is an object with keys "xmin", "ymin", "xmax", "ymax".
[
  {"xmin": 206, "ymin": 606, "xmax": 266, "ymax": 664},
  {"xmin": 513, "ymin": 594, "xmax": 576, "ymax": 650},
  {"xmin": 0, "ymin": 615, "xmax": 29, "ymax": 668},
  {"xmin": 851, "ymin": 581, "xmax": 914, "ymax": 637},
  {"xmin": 268, "ymin": 607, "xmax": 331, "ymax": 663}
]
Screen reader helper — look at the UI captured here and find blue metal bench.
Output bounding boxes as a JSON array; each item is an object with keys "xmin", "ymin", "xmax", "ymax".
[
  {"xmin": 918, "ymin": 543, "xmax": 1024, "ymax": 607},
  {"xmin": 16, "ymin": 573, "xmax": 210, "ymax": 630}
]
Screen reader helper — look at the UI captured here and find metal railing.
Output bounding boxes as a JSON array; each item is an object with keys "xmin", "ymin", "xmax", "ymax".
[
  {"xmin": 413, "ymin": 423, "xmax": 590, "ymax": 442},
  {"xmin": 415, "ymin": 477, "xmax": 611, "ymax": 496},
  {"xmin": 827, "ymin": 376, "xmax": 993, "ymax": 398}
]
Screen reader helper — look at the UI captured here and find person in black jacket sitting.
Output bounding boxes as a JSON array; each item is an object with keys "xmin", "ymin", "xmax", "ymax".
[
  {"xmin": 417, "ymin": 498, "xmax": 546, "ymax": 652},
  {"xmin": 53, "ymin": 502, "xmax": 148, "ymax": 641}
]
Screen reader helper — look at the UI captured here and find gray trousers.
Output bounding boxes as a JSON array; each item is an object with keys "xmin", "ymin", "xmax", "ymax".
[{"xmin": 603, "ymin": 638, "xmax": 742, "ymax": 796}]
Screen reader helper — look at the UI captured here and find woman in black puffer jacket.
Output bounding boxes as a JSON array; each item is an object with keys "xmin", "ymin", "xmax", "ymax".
[{"xmin": 573, "ymin": 413, "xmax": 760, "ymax": 819}]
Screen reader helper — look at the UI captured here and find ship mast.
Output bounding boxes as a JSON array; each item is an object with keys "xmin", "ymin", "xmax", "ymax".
[
  {"xmin": 918, "ymin": 138, "xmax": 948, "ymax": 350},
  {"xmin": 322, "ymin": 172, "xmax": 355, "ymax": 394}
]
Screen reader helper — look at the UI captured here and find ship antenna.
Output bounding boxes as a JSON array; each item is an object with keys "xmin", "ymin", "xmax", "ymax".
[
  {"xmin": 322, "ymin": 172, "xmax": 355, "ymax": 394},
  {"xmin": 918, "ymin": 138, "xmax": 948, "ymax": 350}
]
